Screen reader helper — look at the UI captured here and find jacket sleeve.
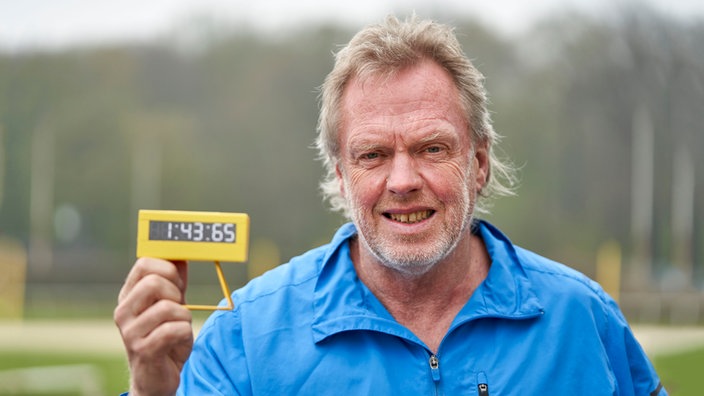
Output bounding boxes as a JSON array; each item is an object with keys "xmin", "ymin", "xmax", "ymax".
[
  {"xmin": 600, "ymin": 292, "xmax": 667, "ymax": 396},
  {"xmin": 178, "ymin": 308, "xmax": 251, "ymax": 396}
]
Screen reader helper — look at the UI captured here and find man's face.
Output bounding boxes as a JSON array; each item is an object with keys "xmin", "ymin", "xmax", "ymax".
[{"xmin": 336, "ymin": 60, "xmax": 488, "ymax": 275}]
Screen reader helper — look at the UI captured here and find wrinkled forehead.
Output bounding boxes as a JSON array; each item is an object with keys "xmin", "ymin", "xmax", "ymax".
[{"xmin": 339, "ymin": 60, "xmax": 467, "ymax": 130}]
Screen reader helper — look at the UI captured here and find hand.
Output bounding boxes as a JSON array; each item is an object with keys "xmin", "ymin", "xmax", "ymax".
[{"xmin": 114, "ymin": 258, "xmax": 193, "ymax": 396}]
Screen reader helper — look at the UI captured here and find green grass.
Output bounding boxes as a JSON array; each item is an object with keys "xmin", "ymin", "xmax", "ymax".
[
  {"xmin": 0, "ymin": 351, "xmax": 129, "ymax": 395},
  {"xmin": 654, "ymin": 346, "xmax": 704, "ymax": 396}
]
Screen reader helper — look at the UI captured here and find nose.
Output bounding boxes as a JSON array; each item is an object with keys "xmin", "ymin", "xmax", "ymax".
[{"xmin": 386, "ymin": 153, "xmax": 423, "ymax": 195}]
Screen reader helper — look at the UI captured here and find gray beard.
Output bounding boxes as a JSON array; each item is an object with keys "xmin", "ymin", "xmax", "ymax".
[{"xmin": 355, "ymin": 212, "xmax": 474, "ymax": 277}]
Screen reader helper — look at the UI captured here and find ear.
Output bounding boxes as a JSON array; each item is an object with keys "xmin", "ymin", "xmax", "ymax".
[{"xmin": 473, "ymin": 142, "xmax": 490, "ymax": 192}]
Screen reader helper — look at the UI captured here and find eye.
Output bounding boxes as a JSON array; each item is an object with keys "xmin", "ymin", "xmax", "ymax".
[
  {"xmin": 423, "ymin": 144, "xmax": 447, "ymax": 155},
  {"xmin": 354, "ymin": 151, "xmax": 385, "ymax": 167}
]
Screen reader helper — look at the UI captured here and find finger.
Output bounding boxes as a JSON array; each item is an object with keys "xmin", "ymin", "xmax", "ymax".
[
  {"xmin": 119, "ymin": 258, "xmax": 187, "ymax": 302},
  {"xmin": 115, "ymin": 274, "xmax": 184, "ymax": 333},
  {"xmin": 126, "ymin": 317, "xmax": 194, "ymax": 396},
  {"xmin": 120, "ymin": 299, "xmax": 192, "ymax": 348},
  {"xmin": 173, "ymin": 260, "xmax": 188, "ymax": 300},
  {"xmin": 117, "ymin": 273, "xmax": 185, "ymax": 323},
  {"xmin": 141, "ymin": 320, "xmax": 194, "ymax": 362}
]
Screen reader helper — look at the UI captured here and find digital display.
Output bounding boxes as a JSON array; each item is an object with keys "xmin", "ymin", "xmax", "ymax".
[
  {"xmin": 137, "ymin": 210, "xmax": 249, "ymax": 263},
  {"xmin": 149, "ymin": 221, "xmax": 236, "ymax": 243}
]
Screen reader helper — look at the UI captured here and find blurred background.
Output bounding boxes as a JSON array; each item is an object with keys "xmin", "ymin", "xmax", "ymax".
[{"xmin": 0, "ymin": 0, "xmax": 703, "ymax": 394}]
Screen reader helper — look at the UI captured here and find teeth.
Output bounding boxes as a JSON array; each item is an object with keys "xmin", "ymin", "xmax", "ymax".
[{"xmin": 389, "ymin": 210, "xmax": 432, "ymax": 224}]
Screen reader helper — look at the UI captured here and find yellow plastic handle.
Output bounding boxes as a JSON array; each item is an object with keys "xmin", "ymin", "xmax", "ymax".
[{"xmin": 184, "ymin": 261, "xmax": 234, "ymax": 311}]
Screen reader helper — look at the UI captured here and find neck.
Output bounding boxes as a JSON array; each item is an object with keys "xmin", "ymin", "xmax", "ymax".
[{"xmin": 350, "ymin": 228, "xmax": 490, "ymax": 352}]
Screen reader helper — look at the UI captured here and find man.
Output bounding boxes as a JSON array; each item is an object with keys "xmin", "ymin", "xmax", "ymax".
[{"xmin": 115, "ymin": 16, "xmax": 666, "ymax": 395}]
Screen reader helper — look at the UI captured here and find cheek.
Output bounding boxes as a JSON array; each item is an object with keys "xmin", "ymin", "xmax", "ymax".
[
  {"xmin": 344, "ymin": 168, "xmax": 389, "ymax": 207},
  {"xmin": 422, "ymin": 161, "xmax": 472, "ymax": 197}
]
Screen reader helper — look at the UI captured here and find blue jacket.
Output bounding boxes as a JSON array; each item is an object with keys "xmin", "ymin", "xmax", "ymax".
[{"xmin": 179, "ymin": 221, "xmax": 666, "ymax": 395}]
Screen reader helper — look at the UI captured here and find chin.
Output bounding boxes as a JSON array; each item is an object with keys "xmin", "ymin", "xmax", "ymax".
[
  {"xmin": 371, "ymin": 244, "xmax": 453, "ymax": 277},
  {"xmin": 384, "ymin": 261, "xmax": 438, "ymax": 278}
]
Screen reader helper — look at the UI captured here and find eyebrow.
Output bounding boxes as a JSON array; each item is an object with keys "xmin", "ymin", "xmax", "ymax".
[
  {"xmin": 417, "ymin": 130, "xmax": 445, "ymax": 144},
  {"xmin": 415, "ymin": 128, "xmax": 461, "ymax": 146},
  {"xmin": 346, "ymin": 138, "xmax": 386, "ymax": 156}
]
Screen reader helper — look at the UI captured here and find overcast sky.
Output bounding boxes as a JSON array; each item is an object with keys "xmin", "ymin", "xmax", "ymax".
[{"xmin": 1, "ymin": 0, "xmax": 703, "ymax": 52}]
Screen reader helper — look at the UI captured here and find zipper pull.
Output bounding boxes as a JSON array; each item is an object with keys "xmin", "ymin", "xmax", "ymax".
[
  {"xmin": 428, "ymin": 354, "xmax": 440, "ymax": 382},
  {"xmin": 478, "ymin": 383, "xmax": 489, "ymax": 396},
  {"xmin": 477, "ymin": 371, "xmax": 489, "ymax": 396}
]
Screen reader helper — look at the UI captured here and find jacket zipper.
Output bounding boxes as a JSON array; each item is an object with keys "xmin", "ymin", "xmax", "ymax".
[
  {"xmin": 478, "ymin": 383, "xmax": 489, "ymax": 396},
  {"xmin": 428, "ymin": 353, "xmax": 441, "ymax": 395},
  {"xmin": 477, "ymin": 372, "xmax": 489, "ymax": 396},
  {"xmin": 428, "ymin": 354, "xmax": 440, "ymax": 381}
]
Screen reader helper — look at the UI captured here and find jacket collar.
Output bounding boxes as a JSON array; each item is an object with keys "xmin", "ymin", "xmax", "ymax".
[{"xmin": 311, "ymin": 221, "xmax": 544, "ymax": 344}]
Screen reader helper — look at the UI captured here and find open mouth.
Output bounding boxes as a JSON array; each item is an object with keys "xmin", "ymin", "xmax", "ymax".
[{"xmin": 384, "ymin": 210, "xmax": 435, "ymax": 224}]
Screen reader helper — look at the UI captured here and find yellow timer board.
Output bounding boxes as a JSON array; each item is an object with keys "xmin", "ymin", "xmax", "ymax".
[{"xmin": 137, "ymin": 210, "xmax": 250, "ymax": 311}]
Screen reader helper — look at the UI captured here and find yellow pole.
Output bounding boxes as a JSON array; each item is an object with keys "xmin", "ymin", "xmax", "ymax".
[
  {"xmin": 0, "ymin": 237, "xmax": 27, "ymax": 319},
  {"xmin": 596, "ymin": 240, "xmax": 622, "ymax": 303}
]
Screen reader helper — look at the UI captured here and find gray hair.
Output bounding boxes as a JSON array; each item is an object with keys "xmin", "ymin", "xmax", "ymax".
[{"xmin": 315, "ymin": 15, "xmax": 516, "ymax": 218}]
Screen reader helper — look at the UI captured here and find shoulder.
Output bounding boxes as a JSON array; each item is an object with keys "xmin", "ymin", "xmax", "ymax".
[
  {"xmin": 515, "ymin": 246, "xmax": 602, "ymax": 294},
  {"xmin": 196, "ymin": 243, "xmax": 332, "ymax": 340},
  {"xmin": 477, "ymin": 220, "xmax": 610, "ymax": 306},
  {"xmin": 236, "ymin": 243, "xmax": 329, "ymax": 304},
  {"xmin": 200, "ymin": 223, "xmax": 358, "ymax": 330},
  {"xmin": 513, "ymin": 245, "xmax": 618, "ymax": 324},
  {"xmin": 234, "ymin": 223, "xmax": 358, "ymax": 305}
]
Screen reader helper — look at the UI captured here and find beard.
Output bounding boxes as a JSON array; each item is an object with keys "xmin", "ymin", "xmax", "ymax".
[{"xmin": 348, "ymin": 179, "xmax": 476, "ymax": 277}]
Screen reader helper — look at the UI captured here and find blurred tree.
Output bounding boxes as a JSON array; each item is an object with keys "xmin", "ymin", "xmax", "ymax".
[{"xmin": 0, "ymin": 8, "xmax": 701, "ymax": 298}]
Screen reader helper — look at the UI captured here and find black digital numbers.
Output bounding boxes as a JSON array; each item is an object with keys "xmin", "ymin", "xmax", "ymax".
[{"xmin": 149, "ymin": 221, "xmax": 236, "ymax": 243}]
